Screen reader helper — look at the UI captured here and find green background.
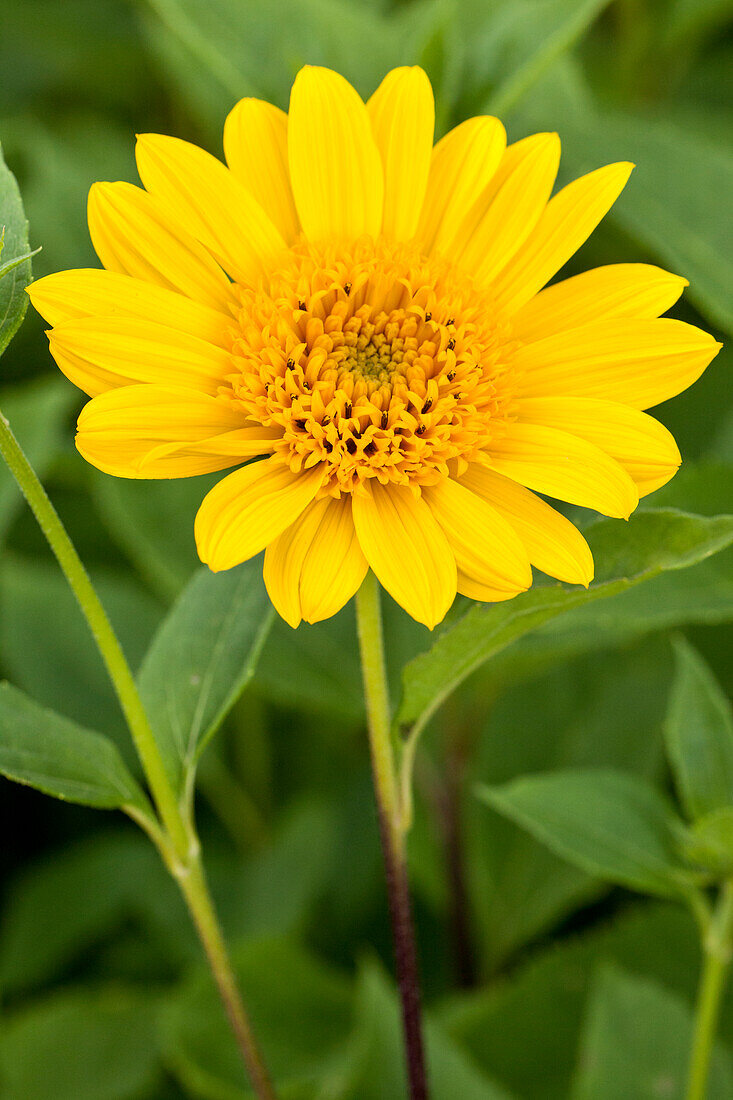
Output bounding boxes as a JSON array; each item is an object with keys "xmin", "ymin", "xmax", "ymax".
[{"xmin": 0, "ymin": 0, "xmax": 731, "ymax": 1096}]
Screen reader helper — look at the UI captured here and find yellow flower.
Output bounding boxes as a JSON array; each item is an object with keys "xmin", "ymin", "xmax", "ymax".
[{"xmin": 29, "ymin": 67, "xmax": 721, "ymax": 629}]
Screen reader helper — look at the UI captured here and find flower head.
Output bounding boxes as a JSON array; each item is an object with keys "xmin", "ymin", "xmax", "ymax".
[{"xmin": 29, "ymin": 66, "xmax": 721, "ymax": 628}]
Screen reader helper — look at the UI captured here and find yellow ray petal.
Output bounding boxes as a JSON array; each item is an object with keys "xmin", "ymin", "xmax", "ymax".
[
  {"xmin": 88, "ymin": 182, "xmax": 233, "ymax": 311},
  {"xmin": 49, "ymin": 316, "xmax": 231, "ymax": 396},
  {"xmin": 76, "ymin": 384, "xmax": 278, "ymax": 478},
  {"xmin": 516, "ymin": 396, "xmax": 681, "ymax": 496},
  {"xmin": 135, "ymin": 133, "xmax": 286, "ymax": 285},
  {"xmin": 423, "ymin": 477, "xmax": 531, "ymax": 595},
  {"xmin": 351, "ymin": 481, "xmax": 456, "ymax": 628},
  {"xmin": 288, "ymin": 66, "xmax": 383, "ymax": 242},
  {"xmin": 452, "ymin": 132, "xmax": 561, "ymax": 287},
  {"xmin": 458, "ymin": 464, "xmax": 594, "ymax": 585},
  {"xmin": 223, "ymin": 98, "xmax": 300, "ymax": 243},
  {"xmin": 515, "ymin": 318, "xmax": 722, "ymax": 410},
  {"xmin": 484, "ymin": 422, "xmax": 639, "ymax": 518},
  {"xmin": 366, "ymin": 66, "xmax": 434, "ymax": 241},
  {"xmin": 195, "ymin": 458, "xmax": 324, "ymax": 572},
  {"xmin": 264, "ymin": 495, "xmax": 367, "ymax": 628},
  {"xmin": 512, "ymin": 263, "xmax": 687, "ymax": 343},
  {"xmin": 457, "ymin": 572, "xmax": 527, "ymax": 602},
  {"xmin": 28, "ymin": 268, "xmax": 232, "ymax": 345},
  {"xmin": 416, "ymin": 115, "xmax": 506, "ymax": 254},
  {"xmin": 492, "ymin": 162, "xmax": 633, "ymax": 315}
]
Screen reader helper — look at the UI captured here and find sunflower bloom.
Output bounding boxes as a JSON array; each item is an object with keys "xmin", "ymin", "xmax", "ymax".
[{"xmin": 29, "ymin": 66, "xmax": 721, "ymax": 628}]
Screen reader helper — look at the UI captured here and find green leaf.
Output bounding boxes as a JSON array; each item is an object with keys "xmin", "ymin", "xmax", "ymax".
[
  {"xmin": 0, "ymin": 681, "xmax": 150, "ymax": 813},
  {"xmin": 161, "ymin": 938, "xmax": 353, "ymax": 1099},
  {"xmin": 665, "ymin": 637, "xmax": 733, "ymax": 821},
  {"xmin": 0, "ymin": 987, "xmax": 162, "ymax": 1100},
  {"xmin": 0, "ymin": 378, "xmax": 77, "ymax": 545},
  {"xmin": 680, "ymin": 807, "xmax": 733, "ymax": 876},
  {"xmin": 398, "ymin": 509, "xmax": 733, "ymax": 735},
  {"xmin": 137, "ymin": 560, "xmax": 274, "ymax": 791},
  {"xmin": 440, "ymin": 902, "xmax": 712, "ymax": 1099},
  {"xmin": 0, "ymin": 558, "xmax": 163, "ymax": 744},
  {"xmin": 571, "ymin": 966, "xmax": 733, "ymax": 1099},
  {"xmin": 0, "ymin": 140, "xmax": 33, "ymax": 356},
  {"xmin": 477, "ymin": 768, "xmax": 694, "ymax": 898},
  {"xmin": 343, "ymin": 961, "xmax": 512, "ymax": 1099}
]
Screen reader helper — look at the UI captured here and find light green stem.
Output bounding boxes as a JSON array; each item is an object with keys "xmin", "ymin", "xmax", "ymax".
[
  {"xmin": 687, "ymin": 881, "xmax": 733, "ymax": 1100},
  {"xmin": 0, "ymin": 410, "xmax": 275, "ymax": 1100}
]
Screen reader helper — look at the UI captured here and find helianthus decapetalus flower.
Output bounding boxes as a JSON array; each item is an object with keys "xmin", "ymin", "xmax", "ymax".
[{"xmin": 29, "ymin": 67, "xmax": 721, "ymax": 628}]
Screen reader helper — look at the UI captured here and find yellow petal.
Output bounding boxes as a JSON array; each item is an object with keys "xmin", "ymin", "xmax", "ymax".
[
  {"xmin": 288, "ymin": 66, "xmax": 383, "ymax": 242},
  {"xmin": 264, "ymin": 495, "xmax": 367, "ymax": 628},
  {"xmin": 223, "ymin": 98, "xmax": 300, "ymax": 243},
  {"xmin": 76, "ymin": 384, "xmax": 277, "ymax": 478},
  {"xmin": 28, "ymin": 268, "xmax": 232, "ymax": 345},
  {"xmin": 484, "ymin": 422, "xmax": 639, "ymax": 519},
  {"xmin": 492, "ymin": 162, "xmax": 633, "ymax": 314},
  {"xmin": 195, "ymin": 458, "xmax": 324, "ymax": 572},
  {"xmin": 367, "ymin": 66, "xmax": 434, "ymax": 241},
  {"xmin": 87, "ymin": 182, "xmax": 233, "ymax": 311},
  {"xmin": 416, "ymin": 116, "xmax": 506, "ymax": 254},
  {"xmin": 512, "ymin": 263, "xmax": 687, "ymax": 343},
  {"xmin": 351, "ymin": 481, "xmax": 456, "ymax": 628},
  {"xmin": 452, "ymin": 132, "xmax": 561, "ymax": 287},
  {"xmin": 515, "ymin": 318, "xmax": 722, "ymax": 410},
  {"xmin": 458, "ymin": 464, "xmax": 594, "ymax": 585},
  {"xmin": 456, "ymin": 572, "xmax": 526, "ymax": 603},
  {"xmin": 423, "ymin": 477, "xmax": 531, "ymax": 595},
  {"xmin": 516, "ymin": 396, "xmax": 681, "ymax": 496},
  {"xmin": 49, "ymin": 316, "xmax": 231, "ymax": 396},
  {"xmin": 135, "ymin": 133, "xmax": 286, "ymax": 285}
]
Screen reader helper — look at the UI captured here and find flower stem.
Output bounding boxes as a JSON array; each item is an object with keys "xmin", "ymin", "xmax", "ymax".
[
  {"xmin": 355, "ymin": 571, "xmax": 429, "ymax": 1100},
  {"xmin": 687, "ymin": 880, "xmax": 733, "ymax": 1100},
  {"xmin": 0, "ymin": 410, "xmax": 275, "ymax": 1100}
]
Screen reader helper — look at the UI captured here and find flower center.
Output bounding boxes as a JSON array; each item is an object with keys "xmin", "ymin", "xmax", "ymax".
[{"xmin": 223, "ymin": 237, "xmax": 518, "ymax": 496}]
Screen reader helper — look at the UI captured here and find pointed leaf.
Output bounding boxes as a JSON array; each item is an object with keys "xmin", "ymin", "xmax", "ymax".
[
  {"xmin": 0, "ymin": 681, "xmax": 150, "ymax": 812},
  {"xmin": 137, "ymin": 559, "xmax": 274, "ymax": 792},
  {"xmin": 665, "ymin": 637, "xmax": 733, "ymax": 821},
  {"xmin": 572, "ymin": 966, "xmax": 733, "ymax": 1099},
  {"xmin": 0, "ymin": 141, "xmax": 33, "ymax": 356},
  {"xmin": 397, "ymin": 509, "xmax": 733, "ymax": 735},
  {"xmin": 478, "ymin": 768, "xmax": 694, "ymax": 899}
]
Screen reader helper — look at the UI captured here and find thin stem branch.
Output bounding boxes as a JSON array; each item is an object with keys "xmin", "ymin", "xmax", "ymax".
[
  {"xmin": 687, "ymin": 880, "xmax": 733, "ymax": 1100},
  {"xmin": 355, "ymin": 572, "xmax": 429, "ymax": 1100},
  {"xmin": 0, "ymin": 410, "xmax": 275, "ymax": 1100}
]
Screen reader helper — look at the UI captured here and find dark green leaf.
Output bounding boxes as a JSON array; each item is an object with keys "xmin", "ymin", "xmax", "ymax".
[
  {"xmin": 344, "ymin": 961, "xmax": 511, "ymax": 1099},
  {"xmin": 0, "ymin": 681, "xmax": 149, "ymax": 812},
  {"xmin": 571, "ymin": 966, "xmax": 733, "ymax": 1099},
  {"xmin": 680, "ymin": 807, "xmax": 733, "ymax": 876},
  {"xmin": 478, "ymin": 768, "xmax": 694, "ymax": 898},
  {"xmin": 137, "ymin": 560, "xmax": 274, "ymax": 791},
  {"xmin": 0, "ymin": 141, "xmax": 33, "ymax": 355},
  {"xmin": 0, "ymin": 987, "xmax": 162, "ymax": 1100},
  {"xmin": 665, "ymin": 637, "xmax": 733, "ymax": 821},
  {"xmin": 398, "ymin": 509, "xmax": 733, "ymax": 735}
]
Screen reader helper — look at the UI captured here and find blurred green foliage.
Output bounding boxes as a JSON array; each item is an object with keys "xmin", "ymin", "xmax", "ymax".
[{"xmin": 0, "ymin": 0, "xmax": 732, "ymax": 1096}]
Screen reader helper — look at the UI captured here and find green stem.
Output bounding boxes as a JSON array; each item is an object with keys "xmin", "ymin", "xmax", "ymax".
[
  {"xmin": 355, "ymin": 572, "xmax": 429, "ymax": 1100},
  {"xmin": 687, "ymin": 881, "xmax": 733, "ymax": 1100},
  {"xmin": 0, "ymin": 411, "xmax": 276, "ymax": 1100}
]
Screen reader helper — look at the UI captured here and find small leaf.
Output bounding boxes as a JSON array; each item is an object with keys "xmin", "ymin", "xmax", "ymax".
[
  {"xmin": 137, "ymin": 559, "xmax": 274, "ymax": 791},
  {"xmin": 571, "ymin": 966, "xmax": 733, "ymax": 1099},
  {"xmin": 0, "ymin": 141, "xmax": 34, "ymax": 356},
  {"xmin": 398, "ymin": 509, "xmax": 733, "ymax": 735},
  {"xmin": 665, "ymin": 637, "xmax": 733, "ymax": 821},
  {"xmin": 477, "ymin": 768, "xmax": 695, "ymax": 899},
  {"xmin": 680, "ymin": 807, "xmax": 733, "ymax": 876},
  {"xmin": 0, "ymin": 681, "xmax": 150, "ymax": 813}
]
